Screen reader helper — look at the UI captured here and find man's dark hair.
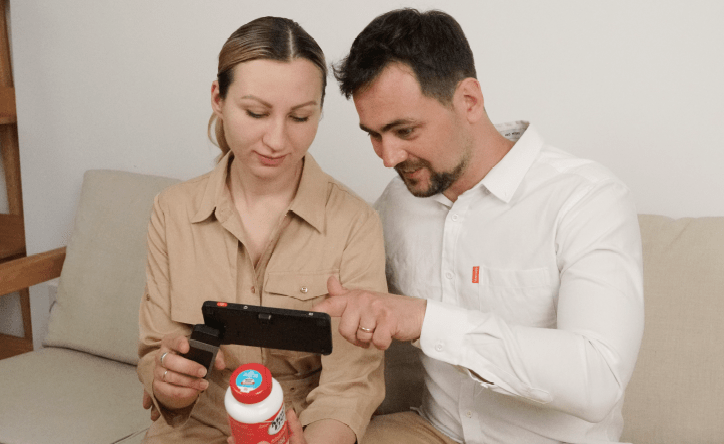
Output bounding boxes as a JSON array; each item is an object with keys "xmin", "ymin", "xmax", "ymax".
[{"xmin": 334, "ymin": 8, "xmax": 476, "ymax": 104}]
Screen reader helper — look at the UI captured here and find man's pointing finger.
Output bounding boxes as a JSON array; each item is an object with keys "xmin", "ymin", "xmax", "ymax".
[{"xmin": 313, "ymin": 293, "xmax": 348, "ymax": 317}]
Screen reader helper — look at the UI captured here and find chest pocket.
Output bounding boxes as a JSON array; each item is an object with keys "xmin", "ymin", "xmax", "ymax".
[
  {"xmin": 263, "ymin": 270, "xmax": 339, "ymax": 311},
  {"xmin": 478, "ymin": 267, "xmax": 557, "ymax": 328}
]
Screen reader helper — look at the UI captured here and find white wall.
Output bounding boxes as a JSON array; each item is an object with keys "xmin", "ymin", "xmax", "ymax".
[{"xmin": 4, "ymin": 0, "xmax": 724, "ymax": 347}]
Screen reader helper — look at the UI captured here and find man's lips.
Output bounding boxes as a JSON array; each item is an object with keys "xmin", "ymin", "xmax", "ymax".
[{"xmin": 396, "ymin": 165, "xmax": 424, "ymax": 180}]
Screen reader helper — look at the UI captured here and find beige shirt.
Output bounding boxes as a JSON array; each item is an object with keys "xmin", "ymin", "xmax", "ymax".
[{"xmin": 138, "ymin": 152, "xmax": 386, "ymax": 442}]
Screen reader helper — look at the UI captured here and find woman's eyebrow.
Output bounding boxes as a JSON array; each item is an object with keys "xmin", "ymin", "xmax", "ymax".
[{"xmin": 240, "ymin": 95, "xmax": 317, "ymax": 110}]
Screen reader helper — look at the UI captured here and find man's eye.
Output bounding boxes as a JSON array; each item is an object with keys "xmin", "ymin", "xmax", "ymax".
[{"xmin": 397, "ymin": 128, "xmax": 414, "ymax": 138}]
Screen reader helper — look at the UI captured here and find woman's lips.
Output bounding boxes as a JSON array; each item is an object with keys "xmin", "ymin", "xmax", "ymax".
[{"xmin": 256, "ymin": 152, "xmax": 286, "ymax": 166}]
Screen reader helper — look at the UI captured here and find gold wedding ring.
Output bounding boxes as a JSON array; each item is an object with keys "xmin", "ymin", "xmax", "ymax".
[
  {"xmin": 163, "ymin": 370, "xmax": 168, "ymax": 382},
  {"xmin": 358, "ymin": 325, "xmax": 375, "ymax": 333},
  {"xmin": 160, "ymin": 352, "xmax": 169, "ymax": 367}
]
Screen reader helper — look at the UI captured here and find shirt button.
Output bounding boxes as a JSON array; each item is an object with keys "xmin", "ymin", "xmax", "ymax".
[
  {"xmin": 435, "ymin": 343, "xmax": 444, "ymax": 352},
  {"xmin": 451, "ymin": 214, "xmax": 459, "ymax": 221},
  {"xmin": 250, "ymin": 286, "xmax": 255, "ymax": 293},
  {"xmin": 466, "ymin": 410, "xmax": 473, "ymax": 418},
  {"xmin": 445, "ymin": 271, "xmax": 453, "ymax": 279},
  {"xmin": 300, "ymin": 286, "xmax": 308, "ymax": 294}
]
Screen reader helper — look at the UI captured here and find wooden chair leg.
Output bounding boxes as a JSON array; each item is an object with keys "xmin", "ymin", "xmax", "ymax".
[{"xmin": 19, "ymin": 288, "xmax": 33, "ymax": 345}]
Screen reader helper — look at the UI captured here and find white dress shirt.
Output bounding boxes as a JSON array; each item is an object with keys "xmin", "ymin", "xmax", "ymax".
[{"xmin": 375, "ymin": 121, "xmax": 644, "ymax": 444}]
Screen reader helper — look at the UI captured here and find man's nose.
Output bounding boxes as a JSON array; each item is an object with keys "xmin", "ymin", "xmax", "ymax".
[{"xmin": 377, "ymin": 139, "xmax": 408, "ymax": 168}]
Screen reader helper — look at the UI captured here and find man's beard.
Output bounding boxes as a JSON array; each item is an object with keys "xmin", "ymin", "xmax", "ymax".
[{"xmin": 395, "ymin": 156, "xmax": 468, "ymax": 198}]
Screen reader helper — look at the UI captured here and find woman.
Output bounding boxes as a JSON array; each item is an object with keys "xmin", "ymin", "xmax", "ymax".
[{"xmin": 137, "ymin": 17, "xmax": 386, "ymax": 444}]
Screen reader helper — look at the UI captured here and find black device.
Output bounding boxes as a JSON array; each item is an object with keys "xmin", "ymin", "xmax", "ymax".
[
  {"xmin": 185, "ymin": 323, "xmax": 222, "ymax": 375},
  {"xmin": 182, "ymin": 301, "xmax": 333, "ymax": 376}
]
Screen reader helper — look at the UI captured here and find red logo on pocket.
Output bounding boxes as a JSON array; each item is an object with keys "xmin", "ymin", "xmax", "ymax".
[
  {"xmin": 217, "ymin": 302, "xmax": 228, "ymax": 307},
  {"xmin": 472, "ymin": 266, "xmax": 479, "ymax": 283}
]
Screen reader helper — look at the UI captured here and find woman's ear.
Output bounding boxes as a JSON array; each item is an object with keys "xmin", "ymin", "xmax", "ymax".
[
  {"xmin": 210, "ymin": 80, "xmax": 224, "ymax": 118},
  {"xmin": 455, "ymin": 77, "xmax": 485, "ymax": 123}
]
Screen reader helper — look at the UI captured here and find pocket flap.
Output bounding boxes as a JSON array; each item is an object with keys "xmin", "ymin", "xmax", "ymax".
[
  {"xmin": 170, "ymin": 297, "xmax": 205, "ymax": 325},
  {"xmin": 264, "ymin": 270, "xmax": 339, "ymax": 301}
]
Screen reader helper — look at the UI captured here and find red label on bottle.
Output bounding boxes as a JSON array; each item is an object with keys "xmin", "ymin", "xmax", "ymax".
[{"xmin": 228, "ymin": 404, "xmax": 288, "ymax": 444}]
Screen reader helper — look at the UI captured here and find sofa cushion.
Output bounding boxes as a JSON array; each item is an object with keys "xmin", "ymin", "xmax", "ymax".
[
  {"xmin": 375, "ymin": 340, "xmax": 425, "ymax": 415},
  {"xmin": 0, "ymin": 347, "xmax": 151, "ymax": 444},
  {"xmin": 43, "ymin": 170, "xmax": 180, "ymax": 365},
  {"xmin": 621, "ymin": 215, "xmax": 724, "ymax": 443}
]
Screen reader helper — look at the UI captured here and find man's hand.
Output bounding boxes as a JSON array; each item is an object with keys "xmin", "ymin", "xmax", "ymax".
[
  {"xmin": 152, "ymin": 333, "xmax": 226, "ymax": 411},
  {"xmin": 314, "ymin": 276, "xmax": 427, "ymax": 350},
  {"xmin": 228, "ymin": 408, "xmax": 307, "ymax": 444}
]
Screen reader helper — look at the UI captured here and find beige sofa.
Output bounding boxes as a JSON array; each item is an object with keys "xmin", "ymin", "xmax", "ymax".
[{"xmin": 0, "ymin": 169, "xmax": 722, "ymax": 443}]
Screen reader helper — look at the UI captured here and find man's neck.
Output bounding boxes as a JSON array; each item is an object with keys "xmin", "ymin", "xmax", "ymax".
[{"xmin": 443, "ymin": 124, "xmax": 515, "ymax": 202}]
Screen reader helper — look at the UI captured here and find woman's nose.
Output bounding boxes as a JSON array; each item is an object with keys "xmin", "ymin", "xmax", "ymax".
[{"xmin": 262, "ymin": 117, "xmax": 286, "ymax": 151}]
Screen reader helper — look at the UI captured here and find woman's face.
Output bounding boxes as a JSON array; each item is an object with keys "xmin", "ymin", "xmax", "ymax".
[{"xmin": 211, "ymin": 58, "xmax": 323, "ymax": 181}]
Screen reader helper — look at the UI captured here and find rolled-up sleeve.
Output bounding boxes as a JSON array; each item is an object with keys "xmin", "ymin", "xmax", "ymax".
[
  {"xmin": 137, "ymin": 193, "xmax": 195, "ymax": 426},
  {"xmin": 299, "ymin": 204, "xmax": 387, "ymax": 441}
]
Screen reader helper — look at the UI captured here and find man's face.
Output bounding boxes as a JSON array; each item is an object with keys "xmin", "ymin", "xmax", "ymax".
[{"xmin": 353, "ymin": 63, "xmax": 472, "ymax": 198}]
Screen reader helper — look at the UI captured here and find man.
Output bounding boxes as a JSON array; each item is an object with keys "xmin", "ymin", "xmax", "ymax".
[{"xmin": 315, "ymin": 8, "xmax": 644, "ymax": 444}]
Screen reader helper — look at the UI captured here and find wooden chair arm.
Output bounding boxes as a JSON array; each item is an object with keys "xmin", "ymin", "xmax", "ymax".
[{"xmin": 0, "ymin": 247, "xmax": 66, "ymax": 295}]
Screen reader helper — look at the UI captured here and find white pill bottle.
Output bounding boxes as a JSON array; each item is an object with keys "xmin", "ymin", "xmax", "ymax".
[{"xmin": 225, "ymin": 363, "xmax": 289, "ymax": 444}]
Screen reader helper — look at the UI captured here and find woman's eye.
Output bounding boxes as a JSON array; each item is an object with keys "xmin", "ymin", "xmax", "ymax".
[
  {"xmin": 290, "ymin": 115, "xmax": 309, "ymax": 123},
  {"xmin": 246, "ymin": 110, "xmax": 266, "ymax": 119}
]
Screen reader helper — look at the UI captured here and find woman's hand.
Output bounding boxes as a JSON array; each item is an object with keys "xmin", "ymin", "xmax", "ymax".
[
  {"xmin": 142, "ymin": 390, "xmax": 160, "ymax": 421},
  {"xmin": 152, "ymin": 333, "xmax": 226, "ymax": 411},
  {"xmin": 228, "ymin": 408, "xmax": 307, "ymax": 444}
]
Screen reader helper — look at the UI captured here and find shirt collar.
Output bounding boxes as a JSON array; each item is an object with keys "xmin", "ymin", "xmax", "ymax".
[
  {"xmin": 479, "ymin": 121, "xmax": 543, "ymax": 203},
  {"xmin": 190, "ymin": 151, "xmax": 327, "ymax": 232},
  {"xmin": 191, "ymin": 152, "xmax": 232, "ymax": 223},
  {"xmin": 288, "ymin": 153, "xmax": 327, "ymax": 233}
]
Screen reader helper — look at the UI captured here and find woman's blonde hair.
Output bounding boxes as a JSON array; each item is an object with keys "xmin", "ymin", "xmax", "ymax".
[{"xmin": 208, "ymin": 16, "xmax": 327, "ymax": 157}]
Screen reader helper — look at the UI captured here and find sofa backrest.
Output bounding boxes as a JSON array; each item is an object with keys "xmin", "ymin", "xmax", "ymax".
[
  {"xmin": 621, "ymin": 215, "xmax": 724, "ymax": 443},
  {"xmin": 43, "ymin": 170, "xmax": 180, "ymax": 365}
]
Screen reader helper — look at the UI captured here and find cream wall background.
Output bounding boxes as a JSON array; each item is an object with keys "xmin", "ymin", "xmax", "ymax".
[{"xmin": 2, "ymin": 0, "xmax": 723, "ymax": 347}]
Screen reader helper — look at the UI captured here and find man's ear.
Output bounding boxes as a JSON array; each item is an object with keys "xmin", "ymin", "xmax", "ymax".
[
  {"xmin": 210, "ymin": 80, "xmax": 223, "ymax": 118},
  {"xmin": 455, "ymin": 77, "xmax": 485, "ymax": 123}
]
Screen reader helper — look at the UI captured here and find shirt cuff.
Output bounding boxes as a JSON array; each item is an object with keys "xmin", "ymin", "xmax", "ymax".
[
  {"xmin": 419, "ymin": 300, "xmax": 472, "ymax": 365},
  {"xmin": 419, "ymin": 300, "xmax": 497, "ymax": 386},
  {"xmin": 419, "ymin": 300, "xmax": 552, "ymax": 404}
]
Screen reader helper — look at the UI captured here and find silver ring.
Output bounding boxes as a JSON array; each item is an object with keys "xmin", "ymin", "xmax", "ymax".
[
  {"xmin": 358, "ymin": 325, "xmax": 375, "ymax": 333},
  {"xmin": 163, "ymin": 370, "xmax": 168, "ymax": 382},
  {"xmin": 160, "ymin": 352, "xmax": 169, "ymax": 367}
]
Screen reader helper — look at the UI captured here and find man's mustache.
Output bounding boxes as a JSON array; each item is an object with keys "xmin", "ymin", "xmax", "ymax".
[{"xmin": 394, "ymin": 160, "xmax": 428, "ymax": 175}]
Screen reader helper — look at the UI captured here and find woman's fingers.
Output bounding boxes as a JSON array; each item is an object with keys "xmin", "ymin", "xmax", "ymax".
[
  {"xmin": 155, "ymin": 363, "xmax": 209, "ymax": 391},
  {"xmin": 152, "ymin": 332, "xmax": 210, "ymax": 410}
]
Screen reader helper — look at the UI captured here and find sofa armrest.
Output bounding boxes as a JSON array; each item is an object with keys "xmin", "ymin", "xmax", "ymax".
[{"xmin": 0, "ymin": 247, "xmax": 66, "ymax": 295}]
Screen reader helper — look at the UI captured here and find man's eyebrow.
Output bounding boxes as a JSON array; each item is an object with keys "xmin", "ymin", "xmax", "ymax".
[
  {"xmin": 359, "ymin": 119, "xmax": 416, "ymax": 134},
  {"xmin": 241, "ymin": 95, "xmax": 318, "ymax": 110}
]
